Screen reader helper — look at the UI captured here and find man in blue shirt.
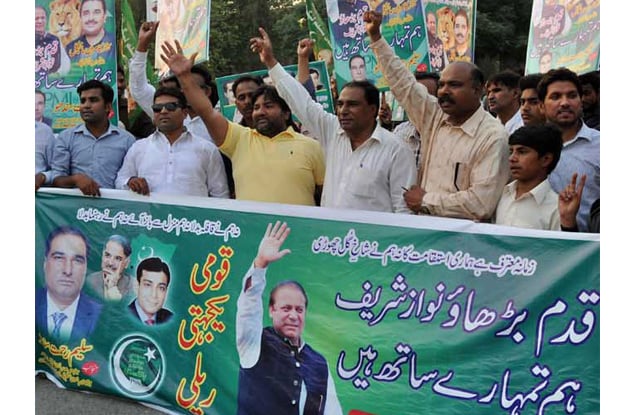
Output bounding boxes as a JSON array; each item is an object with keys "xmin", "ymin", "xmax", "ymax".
[
  {"xmin": 51, "ymin": 79, "xmax": 135, "ymax": 196},
  {"xmin": 538, "ymin": 68, "xmax": 600, "ymax": 232}
]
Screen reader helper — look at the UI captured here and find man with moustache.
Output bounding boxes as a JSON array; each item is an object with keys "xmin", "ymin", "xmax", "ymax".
[
  {"xmin": 161, "ymin": 40, "xmax": 325, "ymax": 206},
  {"xmin": 365, "ymin": 10, "xmax": 508, "ymax": 220},
  {"xmin": 87, "ymin": 235, "xmax": 134, "ymax": 301},
  {"xmin": 66, "ymin": 0, "xmax": 116, "ymax": 67}
]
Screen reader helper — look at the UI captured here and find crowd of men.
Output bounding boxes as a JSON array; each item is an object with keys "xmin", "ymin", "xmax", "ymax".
[{"xmin": 35, "ymin": 11, "xmax": 600, "ymax": 233}]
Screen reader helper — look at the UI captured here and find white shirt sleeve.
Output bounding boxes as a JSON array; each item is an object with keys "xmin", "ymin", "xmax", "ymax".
[
  {"xmin": 205, "ymin": 145, "xmax": 229, "ymax": 198},
  {"xmin": 236, "ymin": 265, "xmax": 266, "ymax": 369},
  {"xmin": 129, "ymin": 50, "xmax": 156, "ymax": 119},
  {"xmin": 324, "ymin": 366, "xmax": 344, "ymax": 415}
]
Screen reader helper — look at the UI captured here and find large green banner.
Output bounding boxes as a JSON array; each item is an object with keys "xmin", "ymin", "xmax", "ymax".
[
  {"xmin": 326, "ymin": 0, "xmax": 431, "ymax": 92},
  {"xmin": 35, "ymin": 189, "xmax": 599, "ymax": 414},
  {"xmin": 525, "ymin": 0, "xmax": 600, "ymax": 75}
]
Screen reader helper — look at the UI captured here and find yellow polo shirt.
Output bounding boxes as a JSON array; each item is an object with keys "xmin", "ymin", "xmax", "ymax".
[{"xmin": 220, "ymin": 123, "xmax": 325, "ymax": 206}]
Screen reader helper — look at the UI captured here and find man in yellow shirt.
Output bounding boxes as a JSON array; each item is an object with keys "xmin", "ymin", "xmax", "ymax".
[{"xmin": 160, "ymin": 41, "xmax": 325, "ymax": 206}]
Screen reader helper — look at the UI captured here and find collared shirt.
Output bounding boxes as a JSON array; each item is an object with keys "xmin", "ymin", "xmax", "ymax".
[
  {"xmin": 370, "ymin": 38, "xmax": 509, "ymax": 220},
  {"xmin": 269, "ymin": 63, "xmax": 416, "ymax": 214},
  {"xmin": 392, "ymin": 120, "xmax": 420, "ymax": 169},
  {"xmin": 51, "ymin": 123, "xmax": 136, "ymax": 188},
  {"xmin": 220, "ymin": 123, "xmax": 325, "ymax": 206},
  {"xmin": 47, "ymin": 292, "xmax": 79, "ymax": 341},
  {"xmin": 501, "ymin": 109, "xmax": 524, "ymax": 135},
  {"xmin": 495, "ymin": 179, "xmax": 560, "ymax": 230},
  {"xmin": 236, "ymin": 266, "xmax": 343, "ymax": 415},
  {"xmin": 36, "ymin": 121, "xmax": 55, "ymax": 183},
  {"xmin": 115, "ymin": 129, "xmax": 229, "ymax": 197},
  {"xmin": 133, "ymin": 300, "xmax": 154, "ymax": 325},
  {"xmin": 548, "ymin": 122, "xmax": 600, "ymax": 232}
]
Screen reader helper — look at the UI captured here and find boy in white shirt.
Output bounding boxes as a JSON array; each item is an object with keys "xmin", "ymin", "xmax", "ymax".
[{"xmin": 495, "ymin": 125, "xmax": 563, "ymax": 230}]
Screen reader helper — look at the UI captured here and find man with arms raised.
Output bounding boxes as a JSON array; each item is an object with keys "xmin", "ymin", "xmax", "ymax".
[
  {"xmin": 160, "ymin": 41, "xmax": 325, "ymax": 206},
  {"xmin": 364, "ymin": 11, "xmax": 508, "ymax": 220},
  {"xmin": 250, "ymin": 29, "xmax": 415, "ymax": 213}
]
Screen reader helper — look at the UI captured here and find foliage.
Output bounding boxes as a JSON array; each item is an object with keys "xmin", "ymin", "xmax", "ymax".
[{"xmin": 116, "ymin": 0, "xmax": 533, "ymax": 79}]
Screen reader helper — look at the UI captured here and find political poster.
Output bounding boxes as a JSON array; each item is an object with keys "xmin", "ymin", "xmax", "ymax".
[
  {"xmin": 36, "ymin": 189, "xmax": 599, "ymax": 414},
  {"xmin": 35, "ymin": 0, "xmax": 119, "ymax": 132},
  {"xmin": 525, "ymin": 0, "xmax": 600, "ymax": 75}
]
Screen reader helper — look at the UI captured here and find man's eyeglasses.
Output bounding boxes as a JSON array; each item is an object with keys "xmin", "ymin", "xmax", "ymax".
[{"xmin": 152, "ymin": 102, "xmax": 183, "ymax": 113}]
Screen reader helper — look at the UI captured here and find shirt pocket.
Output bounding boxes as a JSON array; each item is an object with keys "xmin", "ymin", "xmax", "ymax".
[{"xmin": 449, "ymin": 161, "xmax": 470, "ymax": 192}]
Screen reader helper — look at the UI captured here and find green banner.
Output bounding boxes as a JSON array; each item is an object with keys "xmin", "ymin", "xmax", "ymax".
[
  {"xmin": 216, "ymin": 60, "xmax": 335, "ymax": 121},
  {"xmin": 35, "ymin": 0, "xmax": 119, "ymax": 132},
  {"xmin": 326, "ymin": 0, "xmax": 431, "ymax": 92},
  {"xmin": 525, "ymin": 0, "xmax": 600, "ymax": 75},
  {"xmin": 35, "ymin": 189, "xmax": 599, "ymax": 414}
]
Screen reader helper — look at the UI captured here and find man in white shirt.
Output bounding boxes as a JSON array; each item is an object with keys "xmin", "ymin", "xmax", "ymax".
[
  {"xmin": 486, "ymin": 70, "xmax": 523, "ymax": 135},
  {"xmin": 115, "ymin": 87, "xmax": 229, "ymax": 197},
  {"xmin": 250, "ymin": 29, "xmax": 416, "ymax": 213}
]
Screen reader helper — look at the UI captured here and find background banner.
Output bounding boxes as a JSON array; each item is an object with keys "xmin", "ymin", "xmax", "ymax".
[
  {"xmin": 35, "ymin": 189, "xmax": 599, "ymax": 415},
  {"xmin": 326, "ymin": 0, "xmax": 431, "ymax": 92},
  {"xmin": 216, "ymin": 60, "xmax": 335, "ymax": 122},
  {"xmin": 35, "ymin": 0, "xmax": 119, "ymax": 132},
  {"xmin": 525, "ymin": 0, "xmax": 600, "ymax": 75}
]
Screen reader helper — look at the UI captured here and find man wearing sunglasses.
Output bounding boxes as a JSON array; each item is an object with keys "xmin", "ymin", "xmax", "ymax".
[{"xmin": 115, "ymin": 87, "xmax": 229, "ymax": 197}]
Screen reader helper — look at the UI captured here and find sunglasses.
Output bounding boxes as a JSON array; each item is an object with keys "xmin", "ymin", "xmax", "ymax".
[{"xmin": 152, "ymin": 102, "xmax": 183, "ymax": 113}]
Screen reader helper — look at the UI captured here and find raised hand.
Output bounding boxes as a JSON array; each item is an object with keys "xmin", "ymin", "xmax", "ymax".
[
  {"xmin": 253, "ymin": 221, "xmax": 291, "ymax": 269},
  {"xmin": 249, "ymin": 27, "xmax": 278, "ymax": 68},
  {"xmin": 559, "ymin": 173, "xmax": 586, "ymax": 229},
  {"xmin": 363, "ymin": 10, "xmax": 383, "ymax": 42},
  {"xmin": 297, "ymin": 38, "xmax": 314, "ymax": 59},
  {"xmin": 160, "ymin": 40, "xmax": 198, "ymax": 77},
  {"xmin": 137, "ymin": 21, "xmax": 159, "ymax": 52}
]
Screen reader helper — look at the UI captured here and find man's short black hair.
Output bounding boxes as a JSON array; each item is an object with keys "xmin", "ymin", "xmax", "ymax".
[
  {"xmin": 77, "ymin": 79, "xmax": 114, "ymax": 104},
  {"xmin": 519, "ymin": 73, "xmax": 543, "ymax": 92},
  {"xmin": 414, "ymin": 71, "xmax": 440, "ymax": 82},
  {"xmin": 578, "ymin": 70, "xmax": 600, "ymax": 93},
  {"xmin": 487, "ymin": 70, "xmax": 521, "ymax": 89},
  {"xmin": 251, "ymin": 84, "xmax": 299, "ymax": 132},
  {"xmin": 136, "ymin": 257, "xmax": 171, "ymax": 286},
  {"xmin": 36, "ymin": 89, "xmax": 46, "ymax": 101},
  {"xmin": 508, "ymin": 124, "xmax": 562, "ymax": 173},
  {"xmin": 349, "ymin": 54, "xmax": 365, "ymax": 68},
  {"xmin": 341, "ymin": 80, "xmax": 380, "ymax": 113},
  {"xmin": 154, "ymin": 87, "xmax": 188, "ymax": 108},
  {"xmin": 80, "ymin": 0, "xmax": 106, "ymax": 14},
  {"xmin": 45, "ymin": 226, "xmax": 90, "ymax": 259},
  {"xmin": 537, "ymin": 67, "xmax": 582, "ymax": 101},
  {"xmin": 232, "ymin": 75, "xmax": 263, "ymax": 98}
]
